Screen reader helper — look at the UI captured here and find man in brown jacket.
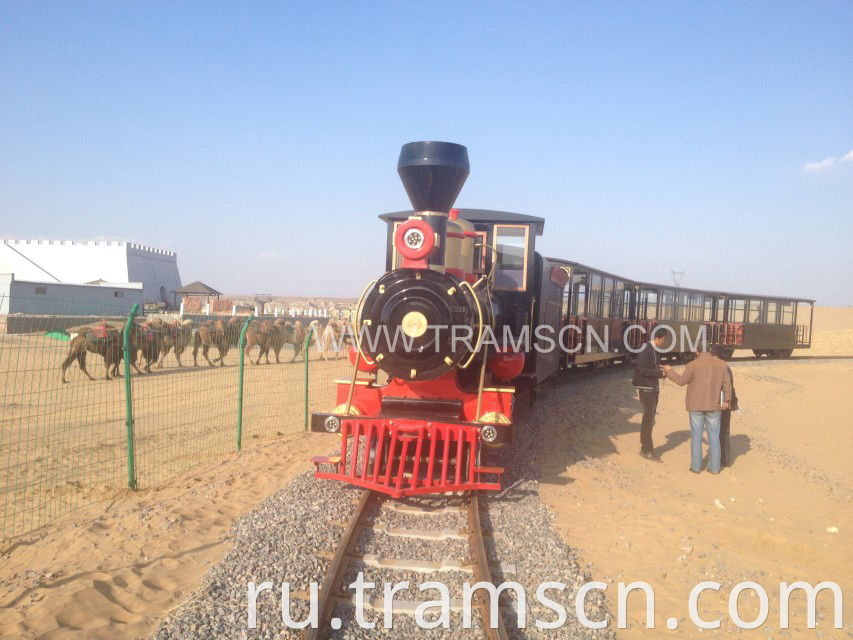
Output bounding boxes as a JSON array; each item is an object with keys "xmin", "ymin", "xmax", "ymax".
[{"xmin": 662, "ymin": 344, "xmax": 732, "ymax": 474}]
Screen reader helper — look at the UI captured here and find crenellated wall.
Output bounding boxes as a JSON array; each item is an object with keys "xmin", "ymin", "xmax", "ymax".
[{"xmin": 1, "ymin": 239, "xmax": 182, "ymax": 304}]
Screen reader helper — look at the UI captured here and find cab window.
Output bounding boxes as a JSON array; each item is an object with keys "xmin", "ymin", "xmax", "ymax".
[
  {"xmin": 474, "ymin": 230, "xmax": 488, "ymax": 273},
  {"xmin": 493, "ymin": 225, "xmax": 529, "ymax": 291}
]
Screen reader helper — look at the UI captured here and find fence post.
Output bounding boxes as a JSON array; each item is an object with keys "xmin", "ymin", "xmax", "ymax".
[
  {"xmin": 236, "ymin": 314, "xmax": 254, "ymax": 451},
  {"xmin": 303, "ymin": 325, "xmax": 315, "ymax": 431},
  {"xmin": 123, "ymin": 303, "xmax": 140, "ymax": 490}
]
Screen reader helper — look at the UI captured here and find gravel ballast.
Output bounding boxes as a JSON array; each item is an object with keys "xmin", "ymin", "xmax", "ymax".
[{"xmin": 155, "ymin": 380, "xmax": 617, "ymax": 639}]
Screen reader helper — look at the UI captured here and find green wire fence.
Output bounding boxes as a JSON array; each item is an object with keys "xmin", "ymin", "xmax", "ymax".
[{"xmin": 0, "ymin": 295, "xmax": 353, "ymax": 540}]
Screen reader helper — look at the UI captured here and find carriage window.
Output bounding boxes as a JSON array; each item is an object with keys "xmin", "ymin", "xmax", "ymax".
[
  {"xmin": 588, "ymin": 274, "xmax": 602, "ymax": 317},
  {"xmin": 493, "ymin": 225, "xmax": 529, "ymax": 291},
  {"xmin": 571, "ymin": 272, "xmax": 587, "ymax": 316},
  {"xmin": 660, "ymin": 290, "xmax": 675, "ymax": 321},
  {"xmin": 561, "ymin": 284, "xmax": 571, "ymax": 319},
  {"xmin": 796, "ymin": 302, "xmax": 810, "ymax": 327},
  {"xmin": 704, "ymin": 297, "xmax": 713, "ymax": 322},
  {"xmin": 35, "ymin": 286, "xmax": 47, "ymax": 294},
  {"xmin": 766, "ymin": 301, "xmax": 778, "ymax": 324},
  {"xmin": 676, "ymin": 291, "xmax": 689, "ymax": 321},
  {"xmin": 748, "ymin": 300, "xmax": 764, "ymax": 323},
  {"xmin": 728, "ymin": 298, "xmax": 745, "ymax": 323},
  {"xmin": 614, "ymin": 280, "xmax": 625, "ymax": 318},
  {"xmin": 601, "ymin": 278, "xmax": 613, "ymax": 318},
  {"xmin": 690, "ymin": 293, "xmax": 704, "ymax": 322},
  {"xmin": 643, "ymin": 290, "xmax": 658, "ymax": 320},
  {"xmin": 114, "ymin": 291, "xmax": 124, "ymax": 298},
  {"xmin": 780, "ymin": 302, "xmax": 794, "ymax": 324}
]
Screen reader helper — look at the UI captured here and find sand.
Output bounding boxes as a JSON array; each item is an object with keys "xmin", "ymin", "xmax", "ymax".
[
  {"xmin": 538, "ymin": 306, "xmax": 852, "ymax": 637},
  {"xmin": 0, "ymin": 431, "xmax": 337, "ymax": 639},
  {"xmin": 0, "ymin": 307, "xmax": 850, "ymax": 638}
]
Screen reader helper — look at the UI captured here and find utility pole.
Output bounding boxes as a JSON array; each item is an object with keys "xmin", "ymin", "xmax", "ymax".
[{"xmin": 671, "ymin": 269, "xmax": 685, "ymax": 287}]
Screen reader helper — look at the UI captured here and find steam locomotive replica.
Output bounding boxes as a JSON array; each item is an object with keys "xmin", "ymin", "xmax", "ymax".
[{"xmin": 310, "ymin": 141, "xmax": 814, "ymax": 498}]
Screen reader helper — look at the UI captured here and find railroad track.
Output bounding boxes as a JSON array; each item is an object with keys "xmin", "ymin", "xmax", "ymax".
[{"xmin": 304, "ymin": 490, "xmax": 509, "ymax": 639}]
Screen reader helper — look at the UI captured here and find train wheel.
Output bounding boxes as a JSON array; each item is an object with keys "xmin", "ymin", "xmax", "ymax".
[
  {"xmin": 753, "ymin": 349, "xmax": 765, "ymax": 358},
  {"xmin": 779, "ymin": 349, "xmax": 793, "ymax": 358}
]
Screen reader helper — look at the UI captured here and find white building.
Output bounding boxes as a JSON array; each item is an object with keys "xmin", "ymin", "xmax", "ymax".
[
  {"xmin": 0, "ymin": 274, "xmax": 143, "ymax": 316},
  {"xmin": 0, "ymin": 239, "xmax": 182, "ymax": 305}
]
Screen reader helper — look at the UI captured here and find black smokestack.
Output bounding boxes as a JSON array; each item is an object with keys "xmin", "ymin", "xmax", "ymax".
[
  {"xmin": 397, "ymin": 142, "xmax": 469, "ymax": 269},
  {"xmin": 397, "ymin": 142, "xmax": 469, "ymax": 214}
]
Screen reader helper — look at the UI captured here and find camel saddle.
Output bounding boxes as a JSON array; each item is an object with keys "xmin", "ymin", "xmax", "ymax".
[
  {"xmin": 85, "ymin": 323, "xmax": 114, "ymax": 345},
  {"xmin": 137, "ymin": 322, "xmax": 155, "ymax": 347}
]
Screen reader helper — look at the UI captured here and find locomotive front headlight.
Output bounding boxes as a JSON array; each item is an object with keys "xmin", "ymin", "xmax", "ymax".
[
  {"xmin": 323, "ymin": 415, "xmax": 341, "ymax": 434},
  {"xmin": 480, "ymin": 424, "xmax": 498, "ymax": 444},
  {"xmin": 401, "ymin": 310, "xmax": 428, "ymax": 338},
  {"xmin": 403, "ymin": 228, "xmax": 425, "ymax": 250}
]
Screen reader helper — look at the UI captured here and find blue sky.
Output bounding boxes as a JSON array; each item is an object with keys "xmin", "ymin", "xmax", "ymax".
[{"xmin": 1, "ymin": 2, "xmax": 851, "ymax": 303}]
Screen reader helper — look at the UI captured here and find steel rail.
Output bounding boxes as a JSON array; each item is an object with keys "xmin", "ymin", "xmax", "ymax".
[
  {"xmin": 467, "ymin": 492, "xmax": 509, "ymax": 640},
  {"xmin": 305, "ymin": 488, "xmax": 376, "ymax": 640},
  {"xmin": 307, "ymin": 490, "xmax": 507, "ymax": 639}
]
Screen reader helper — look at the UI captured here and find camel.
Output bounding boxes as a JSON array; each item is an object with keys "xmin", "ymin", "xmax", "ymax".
[
  {"xmin": 317, "ymin": 319, "xmax": 346, "ymax": 361},
  {"xmin": 127, "ymin": 318, "xmax": 166, "ymax": 374},
  {"xmin": 157, "ymin": 319, "xmax": 194, "ymax": 368},
  {"xmin": 275, "ymin": 320, "xmax": 308, "ymax": 362},
  {"xmin": 223, "ymin": 316, "xmax": 243, "ymax": 347},
  {"xmin": 60, "ymin": 323, "xmax": 123, "ymax": 383},
  {"xmin": 265, "ymin": 318, "xmax": 289, "ymax": 363},
  {"xmin": 245, "ymin": 319, "xmax": 274, "ymax": 365},
  {"xmin": 192, "ymin": 319, "xmax": 230, "ymax": 367}
]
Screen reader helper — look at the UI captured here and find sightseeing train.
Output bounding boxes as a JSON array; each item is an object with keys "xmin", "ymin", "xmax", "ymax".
[{"xmin": 309, "ymin": 142, "xmax": 813, "ymax": 498}]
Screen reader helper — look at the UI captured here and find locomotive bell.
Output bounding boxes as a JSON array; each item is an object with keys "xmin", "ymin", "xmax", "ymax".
[{"xmin": 397, "ymin": 141, "xmax": 469, "ymax": 268}]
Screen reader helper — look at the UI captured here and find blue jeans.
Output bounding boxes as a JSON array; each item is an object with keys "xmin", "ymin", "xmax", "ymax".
[{"xmin": 689, "ymin": 411, "xmax": 721, "ymax": 473}]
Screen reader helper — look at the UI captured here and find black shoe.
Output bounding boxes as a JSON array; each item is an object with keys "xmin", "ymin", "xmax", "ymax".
[
  {"xmin": 689, "ymin": 468, "xmax": 701, "ymax": 474},
  {"xmin": 640, "ymin": 451, "xmax": 663, "ymax": 463}
]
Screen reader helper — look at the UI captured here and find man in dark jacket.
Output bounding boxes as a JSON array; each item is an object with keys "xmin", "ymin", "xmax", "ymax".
[{"xmin": 633, "ymin": 332, "xmax": 667, "ymax": 461}]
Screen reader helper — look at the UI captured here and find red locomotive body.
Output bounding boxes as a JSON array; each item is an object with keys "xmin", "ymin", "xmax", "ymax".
[{"xmin": 311, "ymin": 142, "xmax": 528, "ymax": 497}]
